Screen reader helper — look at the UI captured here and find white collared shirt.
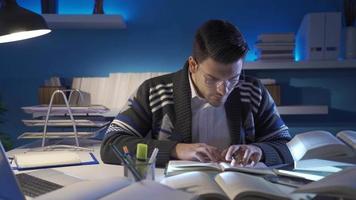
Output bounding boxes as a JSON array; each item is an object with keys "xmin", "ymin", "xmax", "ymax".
[{"xmin": 189, "ymin": 73, "xmax": 231, "ymax": 150}]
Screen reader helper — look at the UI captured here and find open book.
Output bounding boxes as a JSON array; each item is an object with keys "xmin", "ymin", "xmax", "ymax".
[
  {"xmin": 287, "ymin": 130, "xmax": 356, "ymax": 161},
  {"xmin": 161, "ymin": 171, "xmax": 289, "ymax": 200},
  {"xmin": 165, "ymin": 160, "xmax": 275, "ymax": 177}
]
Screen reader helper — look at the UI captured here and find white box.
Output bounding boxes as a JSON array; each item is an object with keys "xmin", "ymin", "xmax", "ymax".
[{"xmin": 296, "ymin": 12, "xmax": 341, "ymax": 61}]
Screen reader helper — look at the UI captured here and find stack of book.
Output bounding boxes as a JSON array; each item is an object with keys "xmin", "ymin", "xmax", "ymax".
[{"xmin": 255, "ymin": 33, "xmax": 295, "ymax": 61}]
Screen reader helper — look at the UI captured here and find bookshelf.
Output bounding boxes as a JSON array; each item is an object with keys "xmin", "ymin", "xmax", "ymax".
[
  {"xmin": 243, "ymin": 60, "xmax": 355, "ymax": 115},
  {"xmin": 277, "ymin": 105, "xmax": 328, "ymax": 115},
  {"xmin": 42, "ymin": 14, "xmax": 126, "ymax": 29},
  {"xmin": 244, "ymin": 60, "xmax": 356, "ymax": 70}
]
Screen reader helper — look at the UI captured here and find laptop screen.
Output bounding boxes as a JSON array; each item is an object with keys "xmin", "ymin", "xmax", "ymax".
[{"xmin": 0, "ymin": 142, "xmax": 25, "ymax": 200}]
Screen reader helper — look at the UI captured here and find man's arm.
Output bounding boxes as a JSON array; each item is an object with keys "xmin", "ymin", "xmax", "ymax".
[
  {"xmin": 100, "ymin": 82, "xmax": 178, "ymax": 167},
  {"xmin": 251, "ymin": 82, "xmax": 294, "ymax": 166}
]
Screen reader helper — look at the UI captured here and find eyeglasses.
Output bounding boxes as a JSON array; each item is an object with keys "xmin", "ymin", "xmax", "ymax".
[{"xmin": 198, "ymin": 67, "xmax": 241, "ymax": 90}]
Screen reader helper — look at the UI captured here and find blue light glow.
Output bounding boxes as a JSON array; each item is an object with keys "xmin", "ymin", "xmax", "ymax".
[
  {"xmin": 16, "ymin": 0, "xmax": 128, "ymax": 19},
  {"xmin": 245, "ymin": 51, "xmax": 257, "ymax": 62},
  {"xmin": 294, "ymin": 50, "xmax": 300, "ymax": 61},
  {"xmin": 295, "ymin": 37, "xmax": 302, "ymax": 61}
]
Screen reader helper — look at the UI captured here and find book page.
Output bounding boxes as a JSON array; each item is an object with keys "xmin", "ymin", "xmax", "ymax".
[
  {"xmin": 294, "ymin": 167, "xmax": 356, "ymax": 199},
  {"xmin": 14, "ymin": 151, "xmax": 81, "ymax": 169},
  {"xmin": 287, "ymin": 130, "xmax": 353, "ymax": 161},
  {"xmin": 100, "ymin": 180, "xmax": 196, "ymax": 200},
  {"xmin": 161, "ymin": 171, "xmax": 227, "ymax": 200},
  {"xmin": 215, "ymin": 172, "xmax": 289, "ymax": 200},
  {"xmin": 294, "ymin": 159, "xmax": 354, "ymax": 173},
  {"xmin": 13, "ymin": 151, "xmax": 98, "ymax": 170},
  {"xmin": 219, "ymin": 162, "xmax": 275, "ymax": 175},
  {"xmin": 165, "ymin": 160, "xmax": 221, "ymax": 176},
  {"xmin": 337, "ymin": 130, "xmax": 356, "ymax": 150}
]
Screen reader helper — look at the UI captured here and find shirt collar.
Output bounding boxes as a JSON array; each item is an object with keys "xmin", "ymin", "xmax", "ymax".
[
  {"xmin": 189, "ymin": 71, "xmax": 209, "ymax": 106},
  {"xmin": 188, "ymin": 72, "xmax": 199, "ymax": 99}
]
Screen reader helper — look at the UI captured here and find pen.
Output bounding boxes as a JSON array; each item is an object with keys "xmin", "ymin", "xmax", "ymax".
[
  {"xmin": 123, "ymin": 146, "xmax": 134, "ymax": 163},
  {"xmin": 110, "ymin": 144, "xmax": 142, "ymax": 181},
  {"xmin": 148, "ymin": 148, "xmax": 159, "ymax": 164}
]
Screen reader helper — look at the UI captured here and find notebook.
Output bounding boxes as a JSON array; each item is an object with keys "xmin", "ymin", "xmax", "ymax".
[{"xmin": 12, "ymin": 151, "xmax": 99, "ymax": 170}]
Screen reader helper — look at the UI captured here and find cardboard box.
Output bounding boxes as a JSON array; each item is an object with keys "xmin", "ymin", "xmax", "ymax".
[{"xmin": 38, "ymin": 86, "xmax": 66, "ymax": 105}]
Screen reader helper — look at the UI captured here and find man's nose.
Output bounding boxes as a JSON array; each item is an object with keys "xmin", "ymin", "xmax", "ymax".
[{"xmin": 216, "ymin": 81, "xmax": 228, "ymax": 96}]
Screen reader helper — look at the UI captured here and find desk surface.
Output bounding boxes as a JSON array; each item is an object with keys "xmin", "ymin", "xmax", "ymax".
[
  {"xmin": 7, "ymin": 139, "xmax": 166, "ymax": 181},
  {"xmin": 7, "ymin": 139, "xmax": 312, "ymax": 200}
]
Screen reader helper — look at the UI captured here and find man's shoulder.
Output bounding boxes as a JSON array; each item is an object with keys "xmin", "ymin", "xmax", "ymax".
[
  {"xmin": 239, "ymin": 75, "xmax": 264, "ymax": 88},
  {"xmin": 140, "ymin": 69, "xmax": 183, "ymax": 90}
]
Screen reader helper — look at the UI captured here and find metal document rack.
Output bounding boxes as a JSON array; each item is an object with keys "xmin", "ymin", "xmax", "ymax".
[{"xmin": 20, "ymin": 89, "xmax": 110, "ymax": 151}]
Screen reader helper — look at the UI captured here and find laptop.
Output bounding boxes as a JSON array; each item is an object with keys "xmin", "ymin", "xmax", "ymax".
[{"xmin": 0, "ymin": 142, "xmax": 82, "ymax": 200}]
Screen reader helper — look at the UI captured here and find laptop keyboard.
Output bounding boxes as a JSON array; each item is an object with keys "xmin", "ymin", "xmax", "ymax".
[{"xmin": 16, "ymin": 173, "xmax": 63, "ymax": 197}]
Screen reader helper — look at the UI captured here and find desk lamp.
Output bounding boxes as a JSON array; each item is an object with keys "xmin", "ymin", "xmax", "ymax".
[{"xmin": 0, "ymin": 0, "xmax": 51, "ymax": 43}]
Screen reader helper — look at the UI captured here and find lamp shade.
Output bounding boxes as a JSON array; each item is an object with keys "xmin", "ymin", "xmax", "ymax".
[{"xmin": 0, "ymin": 0, "xmax": 51, "ymax": 43}]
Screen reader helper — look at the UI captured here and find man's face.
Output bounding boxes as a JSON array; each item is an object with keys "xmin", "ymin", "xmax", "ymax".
[{"xmin": 189, "ymin": 56, "xmax": 243, "ymax": 107}]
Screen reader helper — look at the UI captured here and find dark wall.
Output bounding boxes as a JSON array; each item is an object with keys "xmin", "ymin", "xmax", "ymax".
[{"xmin": 1, "ymin": 0, "xmax": 353, "ymax": 147}]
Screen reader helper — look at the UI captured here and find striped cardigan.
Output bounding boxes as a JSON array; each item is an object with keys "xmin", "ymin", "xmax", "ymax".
[{"xmin": 100, "ymin": 62, "xmax": 293, "ymax": 167}]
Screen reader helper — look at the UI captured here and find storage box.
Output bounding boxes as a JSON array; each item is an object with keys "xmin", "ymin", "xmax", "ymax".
[
  {"xmin": 265, "ymin": 85, "xmax": 281, "ymax": 106},
  {"xmin": 296, "ymin": 12, "xmax": 341, "ymax": 60},
  {"xmin": 38, "ymin": 86, "xmax": 66, "ymax": 105}
]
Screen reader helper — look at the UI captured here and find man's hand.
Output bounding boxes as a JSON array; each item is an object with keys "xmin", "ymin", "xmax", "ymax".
[
  {"xmin": 223, "ymin": 145, "xmax": 263, "ymax": 167},
  {"xmin": 171, "ymin": 143, "xmax": 224, "ymax": 162}
]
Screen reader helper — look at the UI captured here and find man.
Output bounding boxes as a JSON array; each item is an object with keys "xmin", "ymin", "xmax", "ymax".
[{"xmin": 100, "ymin": 19, "xmax": 293, "ymax": 167}]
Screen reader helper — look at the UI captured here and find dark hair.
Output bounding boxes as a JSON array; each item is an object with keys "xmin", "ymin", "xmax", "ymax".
[{"xmin": 192, "ymin": 19, "xmax": 249, "ymax": 64}]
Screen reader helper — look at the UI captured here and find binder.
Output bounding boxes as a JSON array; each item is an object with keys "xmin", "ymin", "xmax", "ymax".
[
  {"xmin": 297, "ymin": 13, "xmax": 324, "ymax": 60},
  {"xmin": 296, "ymin": 12, "xmax": 342, "ymax": 61},
  {"xmin": 324, "ymin": 12, "xmax": 341, "ymax": 60}
]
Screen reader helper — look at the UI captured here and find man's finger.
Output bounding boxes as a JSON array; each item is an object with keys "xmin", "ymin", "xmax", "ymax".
[
  {"xmin": 195, "ymin": 151, "xmax": 210, "ymax": 162},
  {"xmin": 242, "ymin": 148, "xmax": 252, "ymax": 166},
  {"xmin": 207, "ymin": 146, "xmax": 223, "ymax": 162},
  {"xmin": 221, "ymin": 149, "xmax": 228, "ymax": 160},
  {"xmin": 233, "ymin": 145, "xmax": 247, "ymax": 164},
  {"xmin": 198, "ymin": 147, "xmax": 217, "ymax": 162},
  {"xmin": 248, "ymin": 152, "xmax": 262, "ymax": 166},
  {"xmin": 225, "ymin": 145, "xmax": 239, "ymax": 161}
]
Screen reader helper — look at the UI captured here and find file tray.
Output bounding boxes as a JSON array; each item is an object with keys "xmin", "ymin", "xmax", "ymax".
[
  {"xmin": 18, "ymin": 131, "xmax": 99, "ymax": 139},
  {"xmin": 22, "ymin": 105, "xmax": 109, "ymax": 115},
  {"xmin": 22, "ymin": 119, "xmax": 110, "ymax": 127}
]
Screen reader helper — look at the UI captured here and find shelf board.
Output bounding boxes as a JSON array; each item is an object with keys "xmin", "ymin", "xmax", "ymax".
[
  {"xmin": 22, "ymin": 119, "xmax": 110, "ymax": 127},
  {"xmin": 245, "ymin": 60, "xmax": 356, "ymax": 70},
  {"xmin": 42, "ymin": 14, "xmax": 126, "ymax": 29},
  {"xmin": 277, "ymin": 105, "xmax": 328, "ymax": 115},
  {"xmin": 18, "ymin": 132, "xmax": 97, "ymax": 139}
]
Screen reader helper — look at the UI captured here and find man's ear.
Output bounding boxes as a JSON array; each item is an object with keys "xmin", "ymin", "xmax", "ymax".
[{"xmin": 188, "ymin": 56, "xmax": 198, "ymax": 73}]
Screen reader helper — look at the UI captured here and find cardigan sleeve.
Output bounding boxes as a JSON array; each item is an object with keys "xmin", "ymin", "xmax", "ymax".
[
  {"xmin": 250, "ymin": 81, "xmax": 294, "ymax": 166},
  {"xmin": 100, "ymin": 81, "xmax": 178, "ymax": 167}
]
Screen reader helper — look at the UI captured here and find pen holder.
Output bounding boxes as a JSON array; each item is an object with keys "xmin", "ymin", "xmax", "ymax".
[{"xmin": 124, "ymin": 159, "xmax": 155, "ymax": 181}]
